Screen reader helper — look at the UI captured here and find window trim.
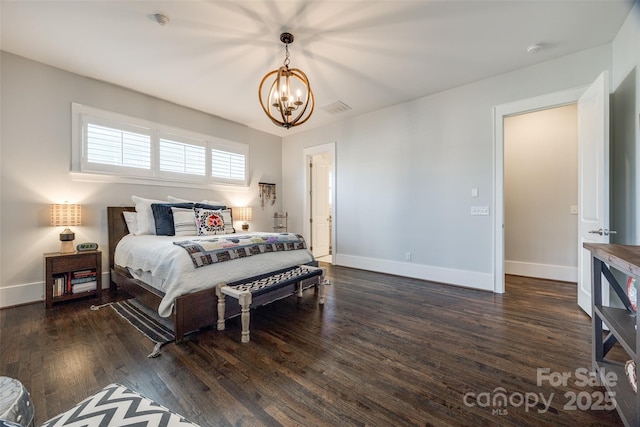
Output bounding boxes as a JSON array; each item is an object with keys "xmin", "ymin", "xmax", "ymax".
[{"xmin": 71, "ymin": 103, "xmax": 249, "ymax": 187}]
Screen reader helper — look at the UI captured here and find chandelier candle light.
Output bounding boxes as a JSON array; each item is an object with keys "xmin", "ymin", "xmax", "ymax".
[
  {"xmin": 51, "ymin": 203, "xmax": 81, "ymax": 253},
  {"xmin": 259, "ymin": 32, "xmax": 314, "ymax": 129}
]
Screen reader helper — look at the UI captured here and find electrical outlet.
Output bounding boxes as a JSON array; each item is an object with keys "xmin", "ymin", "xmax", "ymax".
[
  {"xmin": 470, "ymin": 206, "xmax": 490, "ymax": 216},
  {"xmin": 405, "ymin": 252, "xmax": 412, "ymax": 261}
]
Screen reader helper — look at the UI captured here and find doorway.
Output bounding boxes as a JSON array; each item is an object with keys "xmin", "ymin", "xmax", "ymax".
[
  {"xmin": 504, "ymin": 104, "xmax": 578, "ymax": 283},
  {"xmin": 494, "ymin": 71, "xmax": 611, "ymax": 307},
  {"xmin": 303, "ymin": 143, "xmax": 336, "ymax": 264},
  {"xmin": 494, "ymin": 86, "xmax": 587, "ymax": 293}
]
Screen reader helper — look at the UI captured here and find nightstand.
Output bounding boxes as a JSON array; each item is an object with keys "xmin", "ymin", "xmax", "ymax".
[{"xmin": 44, "ymin": 251, "xmax": 102, "ymax": 308}]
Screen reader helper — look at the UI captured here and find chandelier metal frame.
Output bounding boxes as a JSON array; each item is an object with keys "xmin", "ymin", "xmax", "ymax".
[{"xmin": 258, "ymin": 32, "xmax": 314, "ymax": 129}]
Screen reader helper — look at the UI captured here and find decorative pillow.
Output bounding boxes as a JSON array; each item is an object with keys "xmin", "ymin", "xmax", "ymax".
[
  {"xmin": 168, "ymin": 195, "xmax": 227, "ymax": 206},
  {"xmin": 122, "ymin": 211, "xmax": 138, "ymax": 235},
  {"xmin": 151, "ymin": 203, "xmax": 193, "ymax": 235},
  {"xmin": 167, "ymin": 196, "xmax": 195, "ymax": 203},
  {"xmin": 131, "ymin": 196, "xmax": 165, "ymax": 235},
  {"xmin": 194, "ymin": 202, "xmax": 227, "ymax": 210},
  {"xmin": 172, "ymin": 207, "xmax": 197, "ymax": 236},
  {"xmin": 194, "ymin": 207, "xmax": 235, "ymax": 235}
]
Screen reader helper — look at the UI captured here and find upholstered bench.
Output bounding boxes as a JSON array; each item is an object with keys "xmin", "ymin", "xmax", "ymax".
[
  {"xmin": 216, "ymin": 265, "xmax": 325, "ymax": 342},
  {"xmin": 40, "ymin": 383, "xmax": 200, "ymax": 427}
]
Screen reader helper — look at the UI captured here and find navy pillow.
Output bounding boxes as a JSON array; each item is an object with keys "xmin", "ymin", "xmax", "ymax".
[
  {"xmin": 151, "ymin": 203, "xmax": 194, "ymax": 235},
  {"xmin": 194, "ymin": 202, "xmax": 226, "ymax": 210}
]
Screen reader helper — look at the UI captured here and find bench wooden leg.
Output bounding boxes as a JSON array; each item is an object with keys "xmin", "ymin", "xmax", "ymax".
[
  {"xmin": 297, "ymin": 281, "xmax": 303, "ymax": 297},
  {"xmin": 239, "ymin": 292, "xmax": 252, "ymax": 343},
  {"xmin": 318, "ymin": 270, "xmax": 325, "ymax": 305},
  {"xmin": 216, "ymin": 285, "xmax": 226, "ymax": 331}
]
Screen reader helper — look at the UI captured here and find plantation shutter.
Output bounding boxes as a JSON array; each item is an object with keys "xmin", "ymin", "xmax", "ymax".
[
  {"xmin": 86, "ymin": 123, "xmax": 151, "ymax": 170},
  {"xmin": 211, "ymin": 149, "xmax": 246, "ymax": 182},
  {"xmin": 75, "ymin": 103, "xmax": 249, "ymax": 186},
  {"xmin": 159, "ymin": 136, "xmax": 206, "ymax": 177}
]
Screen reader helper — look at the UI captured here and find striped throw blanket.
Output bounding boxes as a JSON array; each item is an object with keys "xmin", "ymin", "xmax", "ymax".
[{"xmin": 173, "ymin": 233, "xmax": 308, "ymax": 268}]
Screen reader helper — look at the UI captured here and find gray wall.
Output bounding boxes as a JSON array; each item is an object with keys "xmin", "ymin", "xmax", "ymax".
[
  {"xmin": 281, "ymin": 44, "xmax": 614, "ymax": 290},
  {"xmin": 1, "ymin": 3, "xmax": 638, "ymax": 305},
  {"xmin": 0, "ymin": 52, "xmax": 282, "ymax": 306},
  {"xmin": 611, "ymin": 3, "xmax": 640, "ymax": 246}
]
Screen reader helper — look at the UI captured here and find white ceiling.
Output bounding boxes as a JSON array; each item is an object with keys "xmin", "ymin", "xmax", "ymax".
[{"xmin": 0, "ymin": 1, "xmax": 634, "ymax": 136}]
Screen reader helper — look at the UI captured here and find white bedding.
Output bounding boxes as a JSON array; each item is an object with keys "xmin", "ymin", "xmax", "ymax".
[{"xmin": 115, "ymin": 233, "xmax": 315, "ymax": 317}]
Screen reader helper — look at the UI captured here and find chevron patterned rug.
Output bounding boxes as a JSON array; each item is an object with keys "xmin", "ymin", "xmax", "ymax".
[{"xmin": 40, "ymin": 383, "xmax": 200, "ymax": 427}]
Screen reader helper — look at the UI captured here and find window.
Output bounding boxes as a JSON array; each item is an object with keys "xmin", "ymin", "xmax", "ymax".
[
  {"xmin": 72, "ymin": 103, "xmax": 248, "ymax": 186},
  {"xmin": 158, "ymin": 133, "xmax": 206, "ymax": 180},
  {"xmin": 211, "ymin": 149, "xmax": 246, "ymax": 182}
]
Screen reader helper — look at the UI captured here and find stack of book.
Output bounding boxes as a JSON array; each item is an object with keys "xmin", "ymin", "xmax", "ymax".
[
  {"xmin": 52, "ymin": 269, "xmax": 97, "ymax": 296},
  {"xmin": 71, "ymin": 269, "xmax": 97, "ymax": 293}
]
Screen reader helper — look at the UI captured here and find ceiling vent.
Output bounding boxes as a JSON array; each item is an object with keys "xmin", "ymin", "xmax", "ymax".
[{"xmin": 320, "ymin": 100, "xmax": 352, "ymax": 114}]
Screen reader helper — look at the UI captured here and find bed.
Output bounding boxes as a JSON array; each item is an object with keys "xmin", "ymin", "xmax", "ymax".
[{"xmin": 107, "ymin": 206, "xmax": 318, "ymax": 341}]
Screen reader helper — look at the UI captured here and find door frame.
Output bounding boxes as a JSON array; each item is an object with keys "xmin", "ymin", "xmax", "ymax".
[
  {"xmin": 303, "ymin": 142, "xmax": 336, "ymax": 262},
  {"xmin": 493, "ymin": 86, "xmax": 587, "ymax": 293}
]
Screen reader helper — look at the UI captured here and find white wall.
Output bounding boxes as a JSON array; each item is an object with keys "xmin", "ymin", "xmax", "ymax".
[
  {"xmin": 611, "ymin": 2, "xmax": 640, "ymax": 245},
  {"xmin": 282, "ymin": 45, "xmax": 613, "ymax": 290},
  {"xmin": 504, "ymin": 104, "xmax": 578, "ymax": 282},
  {"xmin": 0, "ymin": 52, "xmax": 282, "ymax": 307}
]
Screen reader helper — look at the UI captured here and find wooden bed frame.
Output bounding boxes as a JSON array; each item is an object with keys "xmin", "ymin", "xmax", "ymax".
[{"xmin": 107, "ymin": 206, "xmax": 318, "ymax": 341}]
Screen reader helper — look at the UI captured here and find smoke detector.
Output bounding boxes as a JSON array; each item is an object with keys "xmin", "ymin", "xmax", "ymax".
[
  {"xmin": 154, "ymin": 13, "xmax": 170, "ymax": 26},
  {"xmin": 526, "ymin": 43, "xmax": 542, "ymax": 55}
]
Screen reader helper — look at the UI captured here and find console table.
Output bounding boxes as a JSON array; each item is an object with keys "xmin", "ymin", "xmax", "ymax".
[{"xmin": 584, "ymin": 243, "xmax": 640, "ymax": 426}]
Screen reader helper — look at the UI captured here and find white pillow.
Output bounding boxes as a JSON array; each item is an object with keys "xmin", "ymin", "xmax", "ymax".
[
  {"xmin": 131, "ymin": 195, "xmax": 165, "ymax": 235},
  {"xmin": 171, "ymin": 207, "xmax": 197, "ymax": 236},
  {"xmin": 167, "ymin": 195, "xmax": 226, "ymax": 206},
  {"xmin": 122, "ymin": 211, "xmax": 138, "ymax": 235},
  {"xmin": 167, "ymin": 195, "xmax": 193, "ymax": 203}
]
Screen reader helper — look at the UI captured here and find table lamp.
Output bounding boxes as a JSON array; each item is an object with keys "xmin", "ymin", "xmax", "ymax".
[
  {"xmin": 234, "ymin": 207, "xmax": 253, "ymax": 231},
  {"xmin": 51, "ymin": 203, "xmax": 81, "ymax": 253}
]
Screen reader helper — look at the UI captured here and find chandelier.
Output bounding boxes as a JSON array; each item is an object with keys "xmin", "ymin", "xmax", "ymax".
[{"xmin": 258, "ymin": 32, "xmax": 314, "ymax": 129}]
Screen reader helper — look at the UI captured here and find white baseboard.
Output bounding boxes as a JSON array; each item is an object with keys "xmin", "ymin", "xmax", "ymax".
[
  {"xmin": 505, "ymin": 260, "xmax": 577, "ymax": 282},
  {"xmin": 0, "ymin": 271, "xmax": 110, "ymax": 308},
  {"xmin": 2, "ymin": 256, "xmax": 504, "ymax": 308},
  {"xmin": 334, "ymin": 254, "xmax": 494, "ymax": 291}
]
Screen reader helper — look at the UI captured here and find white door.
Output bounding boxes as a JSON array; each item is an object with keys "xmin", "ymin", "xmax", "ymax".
[
  {"xmin": 577, "ymin": 71, "xmax": 610, "ymax": 315},
  {"xmin": 311, "ymin": 153, "xmax": 331, "ymax": 257}
]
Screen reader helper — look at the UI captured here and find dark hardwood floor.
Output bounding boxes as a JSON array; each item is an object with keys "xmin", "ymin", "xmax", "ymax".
[{"xmin": 0, "ymin": 265, "xmax": 625, "ymax": 426}]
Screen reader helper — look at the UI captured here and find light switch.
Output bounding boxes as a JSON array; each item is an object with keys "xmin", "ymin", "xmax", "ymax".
[
  {"xmin": 570, "ymin": 205, "xmax": 578, "ymax": 215},
  {"xmin": 471, "ymin": 188, "xmax": 478, "ymax": 197}
]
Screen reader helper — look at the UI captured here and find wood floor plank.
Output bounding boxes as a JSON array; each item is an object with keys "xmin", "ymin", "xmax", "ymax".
[{"xmin": 0, "ymin": 266, "xmax": 624, "ymax": 426}]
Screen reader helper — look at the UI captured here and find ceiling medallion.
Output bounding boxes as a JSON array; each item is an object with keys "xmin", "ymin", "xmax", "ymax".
[{"xmin": 258, "ymin": 32, "xmax": 314, "ymax": 129}]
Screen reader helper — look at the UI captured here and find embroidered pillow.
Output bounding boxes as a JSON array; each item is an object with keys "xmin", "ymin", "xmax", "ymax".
[
  {"xmin": 194, "ymin": 207, "xmax": 235, "ymax": 235},
  {"xmin": 151, "ymin": 203, "xmax": 193, "ymax": 235},
  {"xmin": 172, "ymin": 207, "xmax": 197, "ymax": 236}
]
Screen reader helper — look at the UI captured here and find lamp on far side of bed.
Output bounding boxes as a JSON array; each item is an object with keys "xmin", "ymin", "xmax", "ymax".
[
  {"xmin": 234, "ymin": 206, "xmax": 253, "ymax": 231},
  {"xmin": 51, "ymin": 203, "xmax": 81, "ymax": 253}
]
